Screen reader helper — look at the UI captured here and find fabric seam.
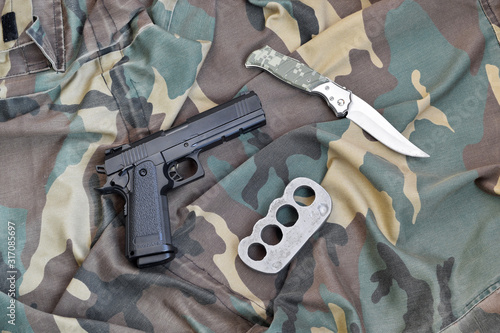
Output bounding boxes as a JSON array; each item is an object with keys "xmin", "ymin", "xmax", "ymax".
[
  {"xmin": 482, "ymin": 0, "xmax": 500, "ymax": 25},
  {"xmin": 52, "ymin": 0, "xmax": 60, "ymax": 69},
  {"xmin": 128, "ymin": 78, "xmax": 153, "ymax": 136},
  {"xmin": 478, "ymin": 0, "xmax": 500, "ymax": 48},
  {"xmin": 438, "ymin": 281, "xmax": 500, "ymax": 332}
]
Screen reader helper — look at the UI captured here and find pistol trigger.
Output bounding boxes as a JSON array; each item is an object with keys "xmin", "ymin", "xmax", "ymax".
[
  {"xmin": 167, "ymin": 162, "xmax": 185, "ymax": 182},
  {"xmin": 166, "ymin": 151, "xmax": 204, "ymax": 188}
]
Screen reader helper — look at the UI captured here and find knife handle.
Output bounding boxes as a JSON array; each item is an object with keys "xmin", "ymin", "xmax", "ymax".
[
  {"xmin": 245, "ymin": 45, "xmax": 329, "ymax": 92},
  {"xmin": 245, "ymin": 45, "xmax": 351, "ymax": 117}
]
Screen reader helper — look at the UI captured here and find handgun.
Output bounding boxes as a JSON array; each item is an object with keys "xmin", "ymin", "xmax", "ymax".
[{"xmin": 96, "ymin": 92, "xmax": 266, "ymax": 268}]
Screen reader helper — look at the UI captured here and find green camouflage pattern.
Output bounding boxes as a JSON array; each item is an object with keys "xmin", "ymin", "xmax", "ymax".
[
  {"xmin": 1, "ymin": 0, "xmax": 500, "ymax": 332},
  {"xmin": 245, "ymin": 45, "xmax": 330, "ymax": 91}
]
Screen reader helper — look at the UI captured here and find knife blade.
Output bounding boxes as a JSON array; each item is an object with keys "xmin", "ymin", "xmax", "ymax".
[{"xmin": 245, "ymin": 45, "xmax": 429, "ymax": 158}]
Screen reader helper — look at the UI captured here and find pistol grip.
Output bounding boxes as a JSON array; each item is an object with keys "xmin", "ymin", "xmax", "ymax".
[{"xmin": 127, "ymin": 160, "xmax": 176, "ymax": 268}]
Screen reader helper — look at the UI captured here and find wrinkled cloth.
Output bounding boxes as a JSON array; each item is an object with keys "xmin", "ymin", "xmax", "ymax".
[{"xmin": 1, "ymin": 0, "xmax": 500, "ymax": 332}]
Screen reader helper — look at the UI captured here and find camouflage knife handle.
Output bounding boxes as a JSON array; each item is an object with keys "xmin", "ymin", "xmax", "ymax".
[{"xmin": 245, "ymin": 45, "xmax": 351, "ymax": 117}]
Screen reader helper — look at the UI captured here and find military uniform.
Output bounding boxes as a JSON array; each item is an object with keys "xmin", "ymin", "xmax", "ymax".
[{"xmin": 1, "ymin": 0, "xmax": 500, "ymax": 331}]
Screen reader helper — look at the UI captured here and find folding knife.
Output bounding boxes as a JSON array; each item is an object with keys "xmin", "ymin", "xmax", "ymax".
[{"xmin": 245, "ymin": 45, "xmax": 429, "ymax": 158}]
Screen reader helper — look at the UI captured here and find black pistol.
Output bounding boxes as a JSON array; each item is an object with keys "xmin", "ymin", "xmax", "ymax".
[{"xmin": 96, "ymin": 92, "xmax": 266, "ymax": 268}]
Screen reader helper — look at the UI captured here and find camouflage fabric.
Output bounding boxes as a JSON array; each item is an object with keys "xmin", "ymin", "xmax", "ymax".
[{"xmin": 1, "ymin": 0, "xmax": 500, "ymax": 332}]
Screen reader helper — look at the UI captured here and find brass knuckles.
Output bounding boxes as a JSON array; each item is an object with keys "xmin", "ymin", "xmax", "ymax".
[{"xmin": 238, "ymin": 177, "xmax": 332, "ymax": 274}]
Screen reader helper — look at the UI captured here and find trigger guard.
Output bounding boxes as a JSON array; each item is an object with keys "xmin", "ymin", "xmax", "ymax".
[{"xmin": 165, "ymin": 151, "xmax": 204, "ymax": 189}]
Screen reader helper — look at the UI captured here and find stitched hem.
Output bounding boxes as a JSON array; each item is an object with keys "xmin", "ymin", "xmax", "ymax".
[
  {"xmin": 479, "ymin": 0, "xmax": 500, "ymax": 46},
  {"xmin": 0, "ymin": 42, "xmax": 51, "ymax": 79},
  {"xmin": 439, "ymin": 281, "xmax": 500, "ymax": 332}
]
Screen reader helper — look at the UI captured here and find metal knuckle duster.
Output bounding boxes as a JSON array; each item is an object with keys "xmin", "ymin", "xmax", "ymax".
[{"xmin": 238, "ymin": 177, "xmax": 332, "ymax": 274}]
